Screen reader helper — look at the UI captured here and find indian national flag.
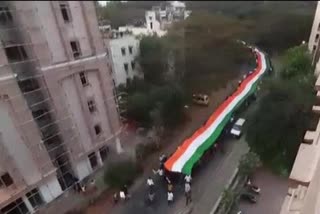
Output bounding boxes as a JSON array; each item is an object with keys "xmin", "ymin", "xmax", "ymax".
[{"xmin": 164, "ymin": 48, "xmax": 269, "ymax": 175}]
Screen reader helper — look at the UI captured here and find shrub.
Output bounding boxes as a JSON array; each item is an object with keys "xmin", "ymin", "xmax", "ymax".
[
  {"xmin": 104, "ymin": 160, "xmax": 142, "ymax": 188},
  {"xmin": 238, "ymin": 151, "xmax": 262, "ymax": 178}
]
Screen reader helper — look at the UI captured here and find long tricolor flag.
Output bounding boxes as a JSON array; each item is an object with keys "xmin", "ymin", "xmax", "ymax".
[{"xmin": 165, "ymin": 48, "xmax": 269, "ymax": 175}]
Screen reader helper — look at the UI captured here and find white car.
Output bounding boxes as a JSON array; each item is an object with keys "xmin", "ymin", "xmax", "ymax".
[{"xmin": 230, "ymin": 118, "xmax": 246, "ymax": 138}]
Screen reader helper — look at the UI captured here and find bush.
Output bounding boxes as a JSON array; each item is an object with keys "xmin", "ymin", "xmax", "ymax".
[
  {"xmin": 104, "ymin": 160, "xmax": 142, "ymax": 188},
  {"xmin": 135, "ymin": 142, "xmax": 159, "ymax": 161},
  {"xmin": 238, "ymin": 152, "xmax": 262, "ymax": 178}
]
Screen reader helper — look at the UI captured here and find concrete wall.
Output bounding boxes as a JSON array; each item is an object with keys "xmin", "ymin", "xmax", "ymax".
[
  {"xmin": 34, "ymin": 1, "xmax": 68, "ymax": 64},
  {"xmin": 39, "ymin": 175, "xmax": 63, "ymax": 203},
  {"xmin": 0, "ymin": 101, "xmax": 42, "ymax": 186},
  {"xmin": 74, "ymin": 158, "xmax": 92, "ymax": 180},
  {"xmin": 309, "ymin": 1, "xmax": 320, "ymax": 52},
  {"xmin": 109, "ymin": 35, "xmax": 141, "ymax": 85},
  {"xmin": 42, "ymin": 55, "xmax": 121, "ymax": 162}
]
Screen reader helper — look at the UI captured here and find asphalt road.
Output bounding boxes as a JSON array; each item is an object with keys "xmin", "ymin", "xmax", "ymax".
[{"xmin": 111, "ymin": 136, "xmax": 248, "ymax": 214}]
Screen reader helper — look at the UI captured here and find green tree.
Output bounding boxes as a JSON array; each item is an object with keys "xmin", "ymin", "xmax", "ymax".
[
  {"xmin": 127, "ymin": 92, "xmax": 152, "ymax": 126},
  {"xmin": 246, "ymin": 46, "xmax": 315, "ymax": 174},
  {"xmin": 280, "ymin": 45, "xmax": 313, "ymax": 79},
  {"xmin": 167, "ymin": 12, "xmax": 253, "ymax": 93},
  {"xmin": 138, "ymin": 35, "xmax": 169, "ymax": 85},
  {"xmin": 238, "ymin": 152, "xmax": 262, "ymax": 178}
]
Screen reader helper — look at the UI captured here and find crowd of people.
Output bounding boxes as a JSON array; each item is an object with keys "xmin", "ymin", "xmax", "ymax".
[
  {"xmin": 112, "ymin": 153, "xmax": 194, "ymax": 207},
  {"xmin": 149, "ymin": 154, "xmax": 193, "ymax": 206}
]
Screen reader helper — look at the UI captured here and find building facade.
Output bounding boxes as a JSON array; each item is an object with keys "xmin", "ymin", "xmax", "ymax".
[
  {"xmin": 146, "ymin": 1, "xmax": 191, "ymax": 34},
  {"xmin": 308, "ymin": 1, "xmax": 320, "ymax": 75},
  {"xmin": 0, "ymin": 1, "xmax": 121, "ymax": 213},
  {"xmin": 108, "ymin": 30, "xmax": 142, "ymax": 86},
  {"xmin": 281, "ymin": 3, "xmax": 320, "ymax": 212},
  {"xmin": 280, "ymin": 75, "xmax": 320, "ymax": 214}
]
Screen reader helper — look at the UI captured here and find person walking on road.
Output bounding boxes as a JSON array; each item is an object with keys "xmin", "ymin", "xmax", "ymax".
[
  {"xmin": 167, "ymin": 191, "xmax": 174, "ymax": 205},
  {"xmin": 153, "ymin": 168, "xmax": 164, "ymax": 177},
  {"xmin": 184, "ymin": 174, "xmax": 192, "ymax": 185},
  {"xmin": 185, "ymin": 182, "xmax": 192, "ymax": 205},
  {"xmin": 167, "ymin": 181, "xmax": 173, "ymax": 192},
  {"xmin": 147, "ymin": 176, "xmax": 155, "ymax": 190}
]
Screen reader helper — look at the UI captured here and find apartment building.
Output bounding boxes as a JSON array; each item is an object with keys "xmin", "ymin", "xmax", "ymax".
[
  {"xmin": 308, "ymin": 1, "xmax": 320, "ymax": 75},
  {"xmin": 146, "ymin": 1, "xmax": 191, "ymax": 34},
  {"xmin": 0, "ymin": 1, "xmax": 121, "ymax": 213},
  {"xmin": 108, "ymin": 30, "xmax": 142, "ymax": 86},
  {"xmin": 280, "ymin": 75, "xmax": 320, "ymax": 214}
]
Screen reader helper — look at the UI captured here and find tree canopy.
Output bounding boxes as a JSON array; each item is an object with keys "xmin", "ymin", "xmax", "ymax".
[
  {"xmin": 167, "ymin": 12, "xmax": 254, "ymax": 93},
  {"xmin": 138, "ymin": 35, "xmax": 169, "ymax": 85},
  {"xmin": 246, "ymin": 45, "xmax": 315, "ymax": 174}
]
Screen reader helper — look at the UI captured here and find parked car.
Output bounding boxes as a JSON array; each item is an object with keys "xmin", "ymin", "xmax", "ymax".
[
  {"xmin": 192, "ymin": 94, "xmax": 209, "ymax": 106},
  {"xmin": 230, "ymin": 118, "xmax": 246, "ymax": 139},
  {"xmin": 240, "ymin": 192, "xmax": 257, "ymax": 204}
]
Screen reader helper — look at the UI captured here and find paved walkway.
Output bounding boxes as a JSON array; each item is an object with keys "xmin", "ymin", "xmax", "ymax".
[{"xmin": 237, "ymin": 168, "xmax": 288, "ymax": 214}]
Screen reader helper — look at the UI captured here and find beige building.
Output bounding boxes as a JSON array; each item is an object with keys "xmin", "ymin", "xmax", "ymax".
[
  {"xmin": 280, "ymin": 75, "xmax": 320, "ymax": 213},
  {"xmin": 309, "ymin": 1, "xmax": 320, "ymax": 75},
  {"xmin": 281, "ymin": 2, "xmax": 320, "ymax": 213},
  {"xmin": 0, "ymin": 1, "xmax": 121, "ymax": 213}
]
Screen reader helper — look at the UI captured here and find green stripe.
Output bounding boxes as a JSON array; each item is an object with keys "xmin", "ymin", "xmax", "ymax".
[{"xmin": 181, "ymin": 63, "xmax": 270, "ymax": 175}]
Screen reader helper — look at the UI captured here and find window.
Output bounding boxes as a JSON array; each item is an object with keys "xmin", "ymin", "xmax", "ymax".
[
  {"xmin": 87, "ymin": 99, "xmax": 96, "ymax": 113},
  {"xmin": 0, "ymin": 7, "xmax": 12, "ymax": 24},
  {"xmin": 5, "ymin": 45, "xmax": 28, "ymax": 63},
  {"xmin": 1, "ymin": 198, "xmax": 28, "ymax": 214},
  {"xmin": 124, "ymin": 63, "xmax": 129, "ymax": 74},
  {"xmin": 99, "ymin": 146, "xmax": 109, "ymax": 162},
  {"xmin": 318, "ymin": 22, "xmax": 320, "ymax": 31},
  {"xmin": 131, "ymin": 61, "xmax": 135, "ymax": 70},
  {"xmin": 150, "ymin": 22, "xmax": 153, "ymax": 30},
  {"xmin": 0, "ymin": 173, "xmax": 13, "ymax": 187},
  {"xmin": 60, "ymin": 4, "xmax": 71, "ymax": 22},
  {"xmin": 149, "ymin": 16, "xmax": 153, "ymax": 20},
  {"xmin": 112, "ymin": 79, "xmax": 116, "ymax": 88},
  {"xmin": 79, "ymin": 72, "xmax": 88, "ymax": 86},
  {"xmin": 94, "ymin": 124, "xmax": 101, "ymax": 135},
  {"xmin": 316, "ymin": 34, "xmax": 319, "ymax": 43},
  {"xmin": 18, "ymin": 78, "xmax": 40, "ymax": 92},
  {"xmin": 88, "ymin": 152, "xmax": 98, "ymax": 169},
  {"xmin": 70, "ymin": 40, "xmax": 81, "ymax": 58},
  {"xmin": 26, "ymin": 188, "xmax": 44, "ymax": 208},
  {"xmin": 129, "ymin": 46, "xmax": 133, "ymax": 54},
  {"xmin": 121, "ymin": 47, "xmax": 126, "ymax": 56}
]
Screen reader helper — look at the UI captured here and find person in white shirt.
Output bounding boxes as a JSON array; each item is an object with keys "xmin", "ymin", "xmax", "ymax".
[
  {"xmin": 119, "ymin": 191, "xmax": 126, "ymax": 201},
  {"xmin": 185, "ymin": 182, "xmax": 191, "ymax": 193},
  {"xmin": 167, "ymin": 191, "xmax": 174, "ymax": 205},
  {"xmin": 147, "ymin": 176, "xmax": 154, "ymax": 187},
  {"xmin": 185, "ymin": 182, "xmax": 192, "ymax": 205},
  {"xmin": 184, "ymin": 175, "xmax": 192, "ymax": 184},
  {"xmin": 153, "ymin": 168, "xmax": 164, "ymax": 177}
]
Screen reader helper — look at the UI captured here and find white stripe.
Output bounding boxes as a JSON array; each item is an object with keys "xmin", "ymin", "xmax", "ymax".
[{"xmin": 171, "ymin": 49, "xmax": 267, "ymax": 172}]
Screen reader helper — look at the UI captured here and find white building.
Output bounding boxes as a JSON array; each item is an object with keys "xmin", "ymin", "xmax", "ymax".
[
  {"xmin": 99, "ymin": 1, "xmax": 191, "ymax": 86},
  {"xmin": 146, "ymin": 1, "xmax": 191, "ymax": 34},
  {"xmin": 109, "ymin": 30, "xmax": 142, "ymax": 86}
]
